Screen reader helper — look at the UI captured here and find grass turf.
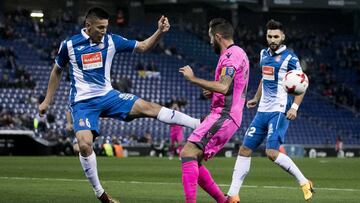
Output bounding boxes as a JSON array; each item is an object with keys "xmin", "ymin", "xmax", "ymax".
[{"xmin": 0, "ymin": 156, "xmax": 359, "ymax": 202}]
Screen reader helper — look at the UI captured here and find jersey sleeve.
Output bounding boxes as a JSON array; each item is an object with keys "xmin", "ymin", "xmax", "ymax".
[
  {"xmin": 259, "ymin": 49, "xmax": 266, "ymax": 64},
  {"xmin": 220, "ymin": 57, "xmax": 236, "ymax": 78},
  {"xmin": 111, "ymin": 34, "xmax": 137, "ymax": 53},
  {"xmin": 288, "ymin": 54, "xmax": 302, "ymax": 71},
  {"xmin": 55, "ymin": 40, "xmax": 69, "ymax": 70}
]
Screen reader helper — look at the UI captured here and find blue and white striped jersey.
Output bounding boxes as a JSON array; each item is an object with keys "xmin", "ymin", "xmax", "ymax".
[
  {"xmin": 258, "ymin": 45, "xmax": 302, "ymax": 113},
  {"xmin": 55, "ymin": 29, "xmax": 137, "ymax": 104}
]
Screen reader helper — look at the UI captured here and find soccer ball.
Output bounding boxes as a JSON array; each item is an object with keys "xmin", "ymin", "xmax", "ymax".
[{"xmin": 282, "ymin": 70, "xmax": 309, "ymax": 95}]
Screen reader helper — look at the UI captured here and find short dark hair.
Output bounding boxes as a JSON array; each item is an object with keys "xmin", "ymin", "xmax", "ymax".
[
  {"xmin": 266, "ymin": 19, "xmax": 284, "ymax": 32},
  {"xmin": 209, "ymin": 18, "xmax": 234, "ymax": 40},
  {"xmin": 86, "ymin": 7, "xmax": 109, "ymax": 20}
]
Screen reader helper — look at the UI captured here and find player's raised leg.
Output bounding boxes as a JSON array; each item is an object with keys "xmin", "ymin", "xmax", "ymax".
[
  {"xmin": 77, "ymin": 130, "xmax": 119, "ymax": 203},
  {"xmin": 266, "ymin": 149, "xmax": 314, "ymax": 201},
  {"xmin": 265, "ymin": 111, "xmax": 314, "ymax": 201},
  {"xmin": 128, "ymin": 98, "xmax": 200, "ymax": 129}
]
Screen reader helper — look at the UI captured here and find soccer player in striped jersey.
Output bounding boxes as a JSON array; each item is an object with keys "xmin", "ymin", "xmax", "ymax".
[
  {"xmin": 38, "ymin": 7, "xmax": 200, "ymax": 203},
  {"xmin": 226, "ymin": 19, "xmax": 314, "ymax": 203}
]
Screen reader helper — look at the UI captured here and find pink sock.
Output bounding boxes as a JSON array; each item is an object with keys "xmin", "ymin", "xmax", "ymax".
[
  {"xmin": 181, "ymin": 159, "xmax": 199, "ymax": 203},
  {"xmin": 177, "ymin": 145, "xmax": 183, "ymax": 157},
  {"xmin": 198, "ymin": 165, "xmax": 227, "ymax": 203}
]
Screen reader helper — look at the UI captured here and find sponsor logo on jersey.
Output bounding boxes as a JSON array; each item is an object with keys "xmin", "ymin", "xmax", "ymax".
[
  {"xmin": 225, "ymin": 52, "xmax": 232, "ymax": 58},
  {"xmin": 77, "ymin": 45, "xmax": 85, "ymax": 51},
  {"xmin": 81, "ymin": 52, "xmax": 103, "ymax": 70},
  {"xmin": 262, "ymin": 66, "xmax": 275, "ymax": 80},
  {"xmin": 119, "ymin": 93, "xmax": 135, "ymax": 100}
]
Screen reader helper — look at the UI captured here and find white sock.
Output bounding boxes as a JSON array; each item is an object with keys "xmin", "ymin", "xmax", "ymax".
[
  {"xmin": 157, "ymin": 107, "xmax": 200, "ymax": 129},
  {"xmin": 227, "ymin": 156, "xmax": 251, "ymax": 196},
  {"xmin": 274, "ymin": 153, "xmax": 308, "ymax": 185},
  {"xmin": 79, "ymin": 152, "xmax": 104, "ymax": 197}
]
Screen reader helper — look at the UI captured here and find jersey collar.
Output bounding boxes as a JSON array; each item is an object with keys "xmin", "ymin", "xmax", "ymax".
[{"xmin": 267, "ymin": 45, "xmax": 286, "ymax": 56}]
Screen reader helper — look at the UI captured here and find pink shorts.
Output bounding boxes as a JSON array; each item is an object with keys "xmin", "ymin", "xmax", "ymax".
[
  {"xmin": 170, "ymin": 125, "xmax": 184, "ymax": 143},
  {"xmin": 187, "ymin": 113, "xmax": 239, "ymax": 161}
]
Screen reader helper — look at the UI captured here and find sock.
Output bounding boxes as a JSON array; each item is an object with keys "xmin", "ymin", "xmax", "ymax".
[
  {"xmin": 177, "ymin": 145, "xmax": 183, "ymax": 156},
  {"xmin": 274, "ymin": 153, "xmax": 308, "ymax": 185},
  {"xmin": 157, "ymin": 107, "xmax": 200, "ymax": 129},
  {"xmin": 79, "ymin": 152, "xmax": 104, "ymax": 197},
  {"xmin": 181, "ymin": 158, "xmax": 199, "ymax": 203},
  {"xmin": 198, "ymin": 165, "xmax": 226, "ymax": 203},
  {"xmin": 227, "ymin": 156, "xmax": 251, "ymax": 196}
]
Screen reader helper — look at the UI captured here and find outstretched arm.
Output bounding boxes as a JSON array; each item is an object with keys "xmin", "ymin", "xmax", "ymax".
[
  {"xmin": 135, "ymin": 15, "xmax": 170, "ymax": 53},
  {"xmin": 179, "ymin": 65, "xmax": 233, "ymax": 95},
  {"xmin": 38, "ymin": 64, "xmax": 63, "ymax": 115}
]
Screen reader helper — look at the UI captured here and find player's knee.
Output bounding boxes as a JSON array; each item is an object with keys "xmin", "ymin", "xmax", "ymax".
[
  {"xmin": 78, "ymin": 141, "xmax": 92, "ymax": 156},
  {"xmin": 136, "ymin": 100, "xmax": 161, "ymax": 117},
  {"xmin": 265, "ymin": 149, "xmax": 279, "ymax": 161},
  {"xmin": 239, "ymin": 146, "xmax": 252, "ymax": 157},
  {"xmin": 180, "ymin": 142, "xmax": 202, "ymax": 158}
]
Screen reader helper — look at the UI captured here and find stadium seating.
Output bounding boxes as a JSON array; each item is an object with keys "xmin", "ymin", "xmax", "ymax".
[{"xmin": 1, "ymin": 21, "xmax": 359, "ymax": 146}]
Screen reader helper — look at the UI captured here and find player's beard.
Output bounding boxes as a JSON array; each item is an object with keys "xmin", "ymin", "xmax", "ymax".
[
  {"xmin": 269, "ymin": 40, "xmax": 283, "ymax": 52},
  {"xmin": 212, "ymin": 40, "xmax": 221, "ymax": 55}
]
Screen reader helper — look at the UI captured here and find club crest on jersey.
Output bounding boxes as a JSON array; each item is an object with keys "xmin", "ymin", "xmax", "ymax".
[
  {"xmin": 98, "ymin": 43, "xmax": 105, "ymax": 49},
  {"xmin": 81, "ymin": 52, "xmax": 103, "ymax": 70},
  {"xmin": 79, "ymin": 119, "xmax": 85, "ymax": 127},
  {"xmin": 262, "ymin": 66, "xmax": 275, "ymax": 80},
  {"xmin": 275, "ymin": 55, "xmax": 281, "ymax": 62}
]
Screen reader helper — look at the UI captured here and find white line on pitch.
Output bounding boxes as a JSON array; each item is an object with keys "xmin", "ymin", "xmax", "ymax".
[{"xmin": 1, "ymin": 176, "xmax": 359, "ymax": 192}]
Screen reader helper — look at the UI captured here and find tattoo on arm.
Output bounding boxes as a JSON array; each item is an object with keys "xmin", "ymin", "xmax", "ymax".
[{"xmin": 219, "ymin": 75, "xmax": 233, "ymax": 94}]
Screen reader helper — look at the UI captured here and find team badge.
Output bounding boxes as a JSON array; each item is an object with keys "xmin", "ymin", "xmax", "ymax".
[
  {"xmin": 275, "ymin": 55, "xmax": 281, "ymax": 62},
  {"xmin": 79, "ymin": 119, "xmax": 85, "ymax": 127},
  {"xmin": 221, "ymin": 66, "xmax": 235, "ymax": 77},
  {"xmin": 98, "ymin": 43, "xmax": 105, "ymax": 49}
]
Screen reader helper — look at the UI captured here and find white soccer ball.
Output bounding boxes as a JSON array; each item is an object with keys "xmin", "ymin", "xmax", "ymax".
[{"xmin": 282, "ymin": 70, "xmax": 309, "ymax": 95}]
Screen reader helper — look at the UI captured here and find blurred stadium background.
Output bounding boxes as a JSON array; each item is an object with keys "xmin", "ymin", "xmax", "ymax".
[
  {"xmin": 0, "ymin": 0, "xmax": 360, "ymax": 202},
  {"xmin": 1, "ymin": 0, "xmax": 359, "ymax": 156}
]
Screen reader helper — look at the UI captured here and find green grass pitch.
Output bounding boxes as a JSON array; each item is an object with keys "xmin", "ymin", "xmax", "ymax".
[{"xmin": 0, "ymin": 156, "xmax": 359, "ymax": 202}]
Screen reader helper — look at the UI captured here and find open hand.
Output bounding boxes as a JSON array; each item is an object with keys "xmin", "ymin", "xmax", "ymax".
[
  {"xmin": 286, "ymin": 108, "xmax": 297, "ymax": 120},
  {"xmin": 179, "ymin": 65, "xmax": 195, "ymax": 81}
]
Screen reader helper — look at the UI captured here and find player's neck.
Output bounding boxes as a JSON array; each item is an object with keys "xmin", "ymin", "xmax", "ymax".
[{"xmin": 221, "ymin": 40, "xmax": 234, "ymax": 53}]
